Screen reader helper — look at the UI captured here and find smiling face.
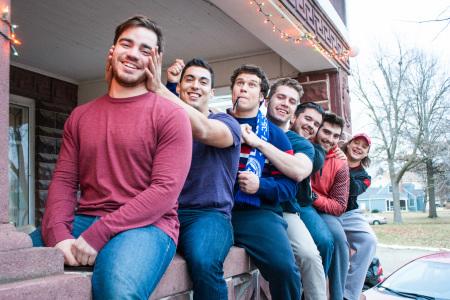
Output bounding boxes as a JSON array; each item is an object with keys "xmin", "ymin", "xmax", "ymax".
[
  {"xmin": 316, "ymin": 121, "xmax": 342, "ymax": 151},
  {"xmin": 231, "ymin": 73, "xmax": 262, "ymax": 117},
  {"xmin": 291, "ymin": 107, "xmax": 323, "ymax": 140},
  {"xmin": 111, "ymin": 26, "xmax": 158, "ymax": 88},
  {"xmin": 177, "ymin": 65, "xmax": 213, "ymax": 113},
  {"xmin": 266, "ymin": 85, "xmax": 300, "ymax": 128},
  {"xmin": 346, "ymin": 137, "xmax": 370, "ymax": 163}
]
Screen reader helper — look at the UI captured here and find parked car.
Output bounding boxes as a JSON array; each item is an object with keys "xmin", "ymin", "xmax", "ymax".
[
  {"xmin": 365, "ymin": 214, "xmax": 387, "ymax": 225},
  {"xmin": 364, "ymin": 257, "xmax": 384, "ymax": 290},
  {"xmin": 363, "ymin": 251, "xmax": 450, "ymax": 299}
]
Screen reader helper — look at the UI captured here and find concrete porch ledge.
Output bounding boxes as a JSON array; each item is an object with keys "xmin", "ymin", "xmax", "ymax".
[{"xmin": 65, "ymin": 246, "xmax": 264, "ymax": 300}]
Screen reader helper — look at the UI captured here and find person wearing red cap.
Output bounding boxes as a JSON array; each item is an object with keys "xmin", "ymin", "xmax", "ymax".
[{"xmin": 340, "ymin": 133, "xmax": 377, "ymax": 300}]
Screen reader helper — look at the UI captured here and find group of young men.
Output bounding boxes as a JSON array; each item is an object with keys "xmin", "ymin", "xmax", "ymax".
[{"xmin": 30, "ymin": 15, "xmax": 376, "ymax": 300}]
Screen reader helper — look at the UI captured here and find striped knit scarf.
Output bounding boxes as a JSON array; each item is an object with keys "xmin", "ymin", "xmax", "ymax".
[{"xmin": 235, "ymin": 110, "xmax": 269, "ymax": 207}]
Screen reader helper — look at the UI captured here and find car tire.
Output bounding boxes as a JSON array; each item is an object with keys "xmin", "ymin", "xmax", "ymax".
[{"xmin": 373, "ymin": 220, "xmax": 380, "ymax": 225}]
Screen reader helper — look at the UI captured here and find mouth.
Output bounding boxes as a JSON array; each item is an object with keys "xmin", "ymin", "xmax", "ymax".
[
  {"xmin": 275, "ymin": 107, "xmax": 289, "ymax": 116},
  {"xmin": 121, "ymin": 61, "xmax": 139, "ymax": 71},
  {"xmin": 187, "ymin": 92, "xmax": 202, "ymax": 100},
  {"xmin": 301, "ymin": 126, "xmax": 314, "ymax": 136}
]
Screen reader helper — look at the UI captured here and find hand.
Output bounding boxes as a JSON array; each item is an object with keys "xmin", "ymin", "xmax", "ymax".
[
  {"xmin": 55, "ymin": 239, "xmax": 79, "ymax": 266},
  {"xmin": 71, "ymin": 236, "xmax": 98, "ymax": 266},
  {"xmin": 105, "ymin": 45, "xmax": 115, "ymax": 88},
  {"xmin": 240, "ymin": 124, "xmax": 262, "ymax": 148},
  {"xmin": 144, "ymin": 48, "xmax": 163, "ymax": 93},
  {"xmin": 238, "ymin": 171, "xmax": 260, "ymax": 194},
  {"xmin": 167, "ymin": 59, "xmax": 185, "ymax": 83},
  {"xmin": 334, "ymin": 146, "xmax": 347, "ymax": 161}
]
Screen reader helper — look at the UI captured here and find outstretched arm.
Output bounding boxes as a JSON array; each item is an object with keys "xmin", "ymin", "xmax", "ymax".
[{"xmin": 241, "ymin": 124, "xmax": 312, "ymax": 182}]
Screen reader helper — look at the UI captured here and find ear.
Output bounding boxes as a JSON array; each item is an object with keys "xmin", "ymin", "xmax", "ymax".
[
  {"xmin": 210, "ymin": 88, "xmax": 215, "ymax": 98},
  {"xmin": 264, "ymin": 98, "xmax": 269, "ymax": 108},
  {"xmin": 176, "ymin": 83, "xmax": 180, "ymax": 94},
  {"xmin": 290, "ymin": 114, "xmax": 297, "ymax": 127}
]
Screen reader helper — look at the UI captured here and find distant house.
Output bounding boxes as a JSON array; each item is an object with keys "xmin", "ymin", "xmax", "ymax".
[{"xmin": 358, "ymin": 184, "xmax": 425, "ymax": 212}]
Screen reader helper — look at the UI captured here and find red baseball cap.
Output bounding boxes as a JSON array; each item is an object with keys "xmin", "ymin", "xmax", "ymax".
[{"xmin": 350, "ymin": 133, "xmax": 371, "ymax": 146}]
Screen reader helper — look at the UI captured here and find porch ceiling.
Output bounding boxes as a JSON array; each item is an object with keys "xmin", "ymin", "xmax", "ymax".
[
  {"xmin": 10, "ymin": 0, "xmax": 270, "ymax": 82},
  {"xmin": 10, "ymin": 0, "xmax": 336, "ymax": 84}
]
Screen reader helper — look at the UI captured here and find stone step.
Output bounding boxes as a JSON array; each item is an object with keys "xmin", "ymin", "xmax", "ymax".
[
  {"xmin": 0, "ymin": 274, "xmax": 91, "ymax": 299},
  {"xmin": 0, "ymin": 247, "xmax": 64, "ymax": 283}
]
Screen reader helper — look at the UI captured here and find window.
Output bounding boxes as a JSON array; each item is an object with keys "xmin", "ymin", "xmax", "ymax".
[{"xmin": 9, "ymin": 95, "xmax": 35, "ymax": 228}]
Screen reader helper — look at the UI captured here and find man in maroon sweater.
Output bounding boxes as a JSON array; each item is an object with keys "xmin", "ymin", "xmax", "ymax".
[{"xmin": 30, "ymin": 16, "xmax": 192, "ymax": 300}]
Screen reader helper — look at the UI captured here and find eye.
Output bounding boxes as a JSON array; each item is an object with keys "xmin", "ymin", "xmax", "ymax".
[
  {"xmin": 200, "ymin": 79, "xmax": 208, "ymax": 85},
  {"xmin": 249, "ymin": 82, "xmax": 257, "ymax": 88}
]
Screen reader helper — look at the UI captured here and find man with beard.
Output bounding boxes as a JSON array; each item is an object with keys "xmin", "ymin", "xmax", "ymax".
[
  {"xmin": 240, "ymin": 78, "xmax": 330, "ymax": 300},
  {"xmin": 228, "ymin": 65, "xmax": 301, "ymax": 300},
  {"xmin": 30, "ymin": 16, "xmax": 192, "ymax": 300},
  {"xmin": 311, "ymin": 113, "xmax": 350, "ymax": 300}
]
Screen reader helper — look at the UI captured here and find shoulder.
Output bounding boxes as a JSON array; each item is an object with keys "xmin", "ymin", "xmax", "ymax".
[
  {"xmin": 287, "ymin": 131, "xmax": 314, "ymax": 160},
  {"xmin": 210, "ymin": 112, "xmax": 240, "ymax": 131},
  {"xmin": 268, "ymin": 120, "xmax": 292, "ymax": 151}
]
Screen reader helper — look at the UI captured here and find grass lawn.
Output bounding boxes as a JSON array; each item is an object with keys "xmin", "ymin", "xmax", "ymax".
[{"xmin": 371, "ymin": 209, "xmax": 450, "ymax": 249}]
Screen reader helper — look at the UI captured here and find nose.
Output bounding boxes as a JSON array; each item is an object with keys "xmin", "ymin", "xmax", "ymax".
[
  {"xmin": 125, "ymin": 46, "xmax": 140, "ymax": 61},
  {"xmin": 191, "ymin": 79, "xmax": 200, "ymax": 89}
]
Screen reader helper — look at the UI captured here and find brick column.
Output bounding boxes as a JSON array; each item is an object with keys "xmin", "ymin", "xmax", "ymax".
[
  {"xmin": 0, "ymin": 0, "xmax": 10, "ymax": 225},
  {"xmin": 0, "ymin": 3, "xmax": 90, "ymax": 297}
]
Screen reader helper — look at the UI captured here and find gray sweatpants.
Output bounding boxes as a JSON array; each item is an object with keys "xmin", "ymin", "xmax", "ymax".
[
  {"xmin": 284, "ymin": 212, "xmax": 327, "ymax": 300},
  {"xmin": 341, "ymin": 209, "xmax": 377, "ymax": 300}
]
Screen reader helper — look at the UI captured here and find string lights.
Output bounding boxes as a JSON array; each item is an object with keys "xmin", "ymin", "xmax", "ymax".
[
  {"xmin": 1, "ymin": 6, "xmax": 21, "ymax": 56},
  {"xmin": 248, "ymin": 0, "xmax": 352, "ymax": 62}
]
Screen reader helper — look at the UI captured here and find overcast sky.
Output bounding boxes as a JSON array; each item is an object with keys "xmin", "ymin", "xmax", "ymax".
[{"xmin": 346, "ymin": 0, "xmax": 450, "ymax": 133}]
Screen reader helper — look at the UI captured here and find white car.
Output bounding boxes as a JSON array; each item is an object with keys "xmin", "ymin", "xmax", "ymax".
[{"xmin": 365, "ymin": 214, "xmax": 387, "ymax": 225}]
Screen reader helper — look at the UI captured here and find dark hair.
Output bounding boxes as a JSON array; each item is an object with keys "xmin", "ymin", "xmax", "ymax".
[
  {"xmin": 320, "ymin": 112, "xmax": 344, "ymax": 135},
  {"xmin": 230, "ymin": 64, "xmax": 270, "ymax": 98},
  {"xmin": 268, "ymin": 78, "xmax": 304, "ymax": 102},
  {"xmin": 180, "ymin": 58, "xmax": 215, "ymax": 88},
  {"xmin": 341, "ymin": 140, "xmax": 371, "ymax": 168},
  {"xmin": 294, "ymin": 101, "xmax": 325, "ymax": 118},
  {"xmin": 114, "ymin": 15, "xmax": 164, "ymax": 54}
]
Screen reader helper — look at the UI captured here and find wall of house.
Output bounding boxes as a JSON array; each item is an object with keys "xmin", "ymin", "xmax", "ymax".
[
  {"xmin": 359, "ymin": 199, "xmax": 386, "ymax": 213},
  {"xmin": 10, "ymin": 66, "xmax": 78, "ymax": 224}
]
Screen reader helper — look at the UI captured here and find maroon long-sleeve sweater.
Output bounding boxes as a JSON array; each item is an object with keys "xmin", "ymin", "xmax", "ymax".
[{"xmin": 42, "ymin": 92, "xmax": 192, "ymax": 251}]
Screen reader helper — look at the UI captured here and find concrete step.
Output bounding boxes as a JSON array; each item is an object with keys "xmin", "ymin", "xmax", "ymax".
[
  {"xmin": 0, "ymin": 273, "xmax": 91, "ymax": 299},
  {"xmin": 0, "ymin": 247, "xmax": 63, "ymax": 283}
]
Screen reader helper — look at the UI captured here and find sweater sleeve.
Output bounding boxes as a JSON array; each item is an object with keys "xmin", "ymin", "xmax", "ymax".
[
  {"xmin": 80, "ymin": 109, "xmax": 192, "ymax": 251},
  {"xmin": 41, "ymin": 114, "xmax": 79, "ymax": 247},
  {"xmin": 349, "ymin": 170, "xmax": 371, "ymax": 198},
  {"xmin": 256, "ymin": 176, "xmax": 298, "ymax": 204},
  {"xmin": 313, "ymin": 164, "xmax": 350, "ymax": 216}
]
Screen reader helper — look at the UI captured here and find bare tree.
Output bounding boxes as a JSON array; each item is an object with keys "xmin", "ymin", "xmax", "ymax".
[
  {"xmin": 408, "ymin": 51, "xmax": 450, "ymax": 218},
  {"xmin": 352, "ymin": 44, "xmax": 422, "ymax": 224}
]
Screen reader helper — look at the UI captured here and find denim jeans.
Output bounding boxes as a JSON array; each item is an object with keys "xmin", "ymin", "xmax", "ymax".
[
  {"xmin": 30, "ymin": 214, "xmax": 176, "ymax": 300},
  {"xmin": 298, "ymin": 205, "xmax": 334, "ymax": 274},
  {"xmin": 320, "ymin": 213, "xmax": 349, "ymax": 300},
  {"xmin": 232, "ymin": 209, "xmax": 301, "ymax": 300},
  {"xmin": 178, "ymin": 209, "xmax": 233, "ymax": 300}
]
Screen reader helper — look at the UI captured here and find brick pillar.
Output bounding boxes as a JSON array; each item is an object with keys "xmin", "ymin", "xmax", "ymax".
[
  {"xmin": 297, "ymin": 68, "xmax": 352, "ymax": 138},
  {"xmin": 0, "ymin": 3, "xmax": 90, "ymax": 297},
  {"xmin": 0, "ymin": 0, "xmax": 10, "ymax": 225}
]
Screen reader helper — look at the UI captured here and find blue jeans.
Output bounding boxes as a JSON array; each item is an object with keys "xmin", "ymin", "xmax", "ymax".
[
  {"xmin": 178, "ymin": 209, "xmax": 233, "ymax": 300},
  {"xmin": 232, "ymin": 209, "xmax": 301, "ymax": 300},
  {"xmin": 30, "ymin": 214, "xmax": 176, "ymax": 300},
  {"xmin": 299, "ymin": 205, "xmax": 334, "ymax": 274},
  {"xmin": 320, "ymin": 213, "xmax": 349, "ymax": 300}
]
